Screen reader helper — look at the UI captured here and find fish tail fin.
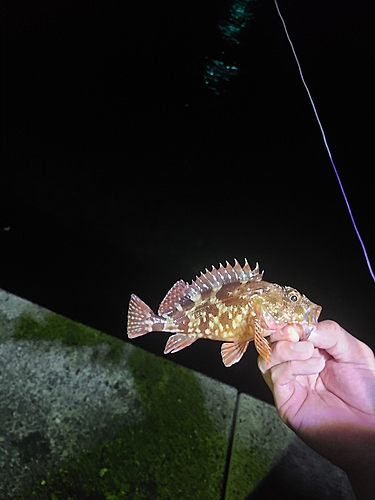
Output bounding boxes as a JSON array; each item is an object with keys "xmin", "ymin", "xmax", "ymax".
[{"xmin": 127, "ymin": 294, "xmax": 164, "ymax": 338}]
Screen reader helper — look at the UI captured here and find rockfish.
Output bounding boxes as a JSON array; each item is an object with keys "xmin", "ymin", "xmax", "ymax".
[{"xmin": 127, "ymin": 259, "xmax": 321, "ymax": 366}]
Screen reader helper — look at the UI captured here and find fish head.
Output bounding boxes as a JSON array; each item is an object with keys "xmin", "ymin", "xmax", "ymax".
[{"xmin": 255, "ymin": 284, "xmax": 322, "ymax": 339}]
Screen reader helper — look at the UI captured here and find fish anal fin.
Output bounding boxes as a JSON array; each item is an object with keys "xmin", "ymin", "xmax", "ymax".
[
  {"xmin": 221, "ymin": 341, "xmax": 250, "ymax": 367},
  {"xmin": 254, "ymin": 319, "xmax": 272, "ymax": 363},
  {"xmin": 164, "ymin": 334, "xmax": 197, "ymax": 354}
]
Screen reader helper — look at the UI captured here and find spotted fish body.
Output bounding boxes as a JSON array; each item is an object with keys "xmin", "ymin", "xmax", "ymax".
[{"xmin": 127, "ymin": 259, "xmax": 322, "ymax": 366}]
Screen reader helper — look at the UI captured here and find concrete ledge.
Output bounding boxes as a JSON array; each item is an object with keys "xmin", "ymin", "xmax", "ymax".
[
  {"xmin": 226, "ymin": 394, "xmax": 354, "ymax": 499},
  {"xmin": 0, "ymin": 289, "xmax": 354, "ymax": 499}
]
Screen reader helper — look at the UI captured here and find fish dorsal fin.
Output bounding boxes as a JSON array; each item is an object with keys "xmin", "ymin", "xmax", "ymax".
[
  {"xmin": 159, "ymin": 260, "xmax": 263, "ymax": 315},
  {"xmin": 189, "ymin": 259, "xmax": 263, "ymax": 298},
  {"xmin": 158, "ymin": 279, "xmax": 189, "ymax": 315}
]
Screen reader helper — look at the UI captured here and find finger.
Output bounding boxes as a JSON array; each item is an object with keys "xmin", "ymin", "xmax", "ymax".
[
  {"xmin": 309, "ymin": 320, "xmax": 375, "ymax": 364},
  {"xmin": 258, "ymin": 340, "xmax": 314, "ymax": 374},
  {"xmin": 269, "ymin": 355, "xmax": 325, "ymax": 387},
  {"xmin": 269, "ymin": 325, "xmax": 301, "ymax": 343},
  {"xmin": 259, "ymin": 351, "xmax": 324, "ymax": 391},
  {"xmin": 261, "ymin": 363, "xmax": 273, "ymax": 390}
]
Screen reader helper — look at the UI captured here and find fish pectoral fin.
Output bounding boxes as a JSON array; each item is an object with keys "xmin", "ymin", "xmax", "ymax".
[
  {"xmin": 164, "ymin": 334, "xmax": 197, "ymax": 354},
  {"xmin": 254, "ymin": 319, "xmax": 272, "ymax": 363},
  {"xmin": 221, "ymin": 341, "xmax": 250, "ymax": 367}
]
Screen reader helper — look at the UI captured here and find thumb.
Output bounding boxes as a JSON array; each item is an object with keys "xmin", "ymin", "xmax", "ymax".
[{"xmin": 309, "ymin": 320, "xmax": 374, "ymax": 364}]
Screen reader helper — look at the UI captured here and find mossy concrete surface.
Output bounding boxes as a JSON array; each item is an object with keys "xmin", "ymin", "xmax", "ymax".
[
  {"xmin": 0, "ymin": 289, "xmax": 354, "ymax": 499},
  {"xmin": 0, "ymin": 289, "xmax": 234, "ymax": 499},
  {"xmin": 225, "ymin": 394, "xmax": 354, "ymax": 499}
]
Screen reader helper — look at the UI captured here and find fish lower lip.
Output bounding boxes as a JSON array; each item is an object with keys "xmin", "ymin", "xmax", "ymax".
[
  {"xmin": 308, "ymin": 305, "xmax": 322, "ymax": 324},
  {"xmin": 302, "ymin": 305, "xmax": 322, "ymax": 339},
  {"xmin": 303, "ymin": 324, "xmax": 315, "ymax": 339}
]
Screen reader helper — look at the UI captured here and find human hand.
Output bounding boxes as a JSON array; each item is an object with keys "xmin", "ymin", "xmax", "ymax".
[{"xmin": 259, "ymin": 320, "xmax": 375, "ymax": 498}]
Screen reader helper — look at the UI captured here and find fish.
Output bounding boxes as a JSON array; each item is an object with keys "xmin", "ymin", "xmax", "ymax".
[{"xmin": 126, "ymin": 259, "xmax": 322, "ymax": 366}]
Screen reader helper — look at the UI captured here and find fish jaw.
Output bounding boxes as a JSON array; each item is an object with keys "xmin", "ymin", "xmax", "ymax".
[
  {"xmin": 300, "ymin": 302, "xmax": 322, "ymax": 339},
  {"xmin": 259, "ymin": 301, "xmax": 322, "ymax": 339},
  {"xmin": 307, "ymin": 303, "xmax": 322, "ymax": 325},
  {"xmin": 277, "ymin": 302, "xmax": 322, "ymax": 341}
]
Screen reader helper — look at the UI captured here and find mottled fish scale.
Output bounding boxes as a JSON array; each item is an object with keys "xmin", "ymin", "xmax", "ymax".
[{"xmin": 127, "ymin": 259, "xmax": 322, "ymax": 367}]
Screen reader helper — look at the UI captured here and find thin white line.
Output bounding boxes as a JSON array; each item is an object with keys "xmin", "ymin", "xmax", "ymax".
[{"xmin": 274, "ymin": 0, "xmax": 374, "ymax": 281}]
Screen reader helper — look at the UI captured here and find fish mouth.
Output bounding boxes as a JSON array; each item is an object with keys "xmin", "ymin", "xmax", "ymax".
[
  {"xmin": 301, "ymin": 303, "xmax": 322, "ymax": 339},
  {"xmin": 261, "ymin": 302, "xmax": 322, "ymax": 339}
]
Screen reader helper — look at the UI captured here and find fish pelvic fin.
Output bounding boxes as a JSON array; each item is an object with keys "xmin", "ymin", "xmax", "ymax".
[
  {"xmin": 221, "ymin": 341, "xmax": 250, "ymax": 367},
  {"xmin": 127, "ymin": 294, "xmax": 164, "ymax": 338},
  {"xmin": 164, "ymin": 334, "xmax": 197, "ymax": 354}
]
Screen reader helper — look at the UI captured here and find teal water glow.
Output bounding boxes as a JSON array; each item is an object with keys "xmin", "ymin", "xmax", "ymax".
[
  {"xmin": 218, "ymin": 0, "xmax": 256, "ymax": 44},
  {"xmin": 204, "ymin": 59, "xmax": 239, "ymax": 95},
  {"xmin": 204, "ymin": 0, "xmax": 255, "ymax": 95}
]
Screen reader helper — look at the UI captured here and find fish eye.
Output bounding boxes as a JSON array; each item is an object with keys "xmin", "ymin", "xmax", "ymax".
[{"xmin": 288, "ymin": 291, "xmax": 300, "ymax": 303}]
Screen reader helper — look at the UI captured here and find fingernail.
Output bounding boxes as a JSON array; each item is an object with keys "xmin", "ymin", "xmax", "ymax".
[
  {"xmin": 282, "ymin": 326, "xmax": 300, "ymax": 342},
  {"xmin": 291, "ymin": 341, "xmax": 311, "ymax": 352}
]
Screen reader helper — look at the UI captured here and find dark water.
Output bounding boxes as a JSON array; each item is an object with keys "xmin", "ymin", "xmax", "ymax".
[{"xmin": 1, "ymin": 0, "xmax": 374, "ymax": 401}]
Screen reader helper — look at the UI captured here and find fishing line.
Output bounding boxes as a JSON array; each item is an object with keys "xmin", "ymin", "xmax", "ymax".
[{"xmin": 274, "ymin": 0, "xmax": 375, "ymax": 282}]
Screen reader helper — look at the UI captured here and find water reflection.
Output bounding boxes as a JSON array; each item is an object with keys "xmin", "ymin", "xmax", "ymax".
[
  {"xmin": 204, "ymin": 0, "xmax": 256, "ymax": 95},
  {"xmin": 204, "ymin": 58, "xmax": 239, "ymax": 95},
  {"xmin": 218, "ymin": 0, "xmax": 256, "ymax": 44}
]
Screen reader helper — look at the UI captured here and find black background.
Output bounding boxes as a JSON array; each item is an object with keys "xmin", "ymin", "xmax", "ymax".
[{"xmin": 1, "ymin": 0, "xmax": 374, "ymax": 403}]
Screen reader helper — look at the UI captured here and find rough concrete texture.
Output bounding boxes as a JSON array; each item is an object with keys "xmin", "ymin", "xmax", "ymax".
[
  {"xmin": 0, "ymin": 289, "xmax": 233, "ymax": 499},
  {"xmin": 0, "ymin": 289, "xmax": 355, "ymax": 499},
  {"xmin": 0, "ymin": 336, "xmax": 144, "ymax": 498},
  {"xmin": 0, "ymin": 289, "xmax": 50, "ymax": 339},
  {"xmin": 226, "ymin": 394, "xmax": 355, "ymax": 499}
]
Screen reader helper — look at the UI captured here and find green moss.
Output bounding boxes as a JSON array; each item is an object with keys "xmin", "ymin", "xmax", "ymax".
[
  {"xmin": 14, "ymin": 312, "xmax": 124, "ymax": 363},
  {"xmin": 225, "ymin": 443, "xmax": 271, "ymax": 499},
  {"xmin": 16, "ymin": 347, "xmax": 228, "ymax": 500}
]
